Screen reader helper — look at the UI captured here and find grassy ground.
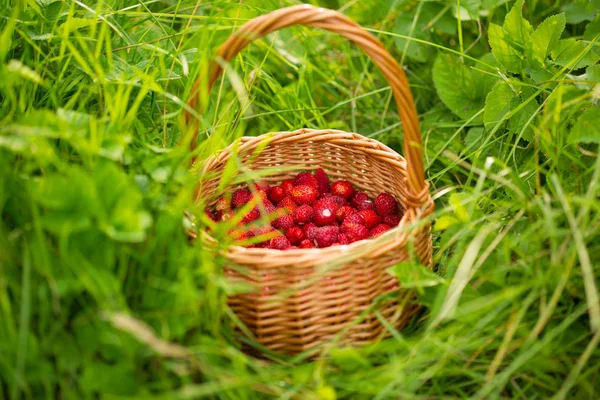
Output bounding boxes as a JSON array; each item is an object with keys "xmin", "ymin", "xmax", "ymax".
[{"xmin": 1, "ymin": 0, "xmax": 600, "ymax": 398}]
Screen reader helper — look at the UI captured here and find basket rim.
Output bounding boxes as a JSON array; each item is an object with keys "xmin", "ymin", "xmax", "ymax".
[{"xmin": 197, "ymin": 128, "xmax": 433, "ymax": 266}]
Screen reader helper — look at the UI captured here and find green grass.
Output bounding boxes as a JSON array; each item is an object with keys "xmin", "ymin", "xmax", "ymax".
[{"xmin": 1, "ymin": 0, "xmax": 600, "ymax": 398}]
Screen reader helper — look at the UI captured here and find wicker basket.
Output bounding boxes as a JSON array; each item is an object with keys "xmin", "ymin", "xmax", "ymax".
[{"xmin": 185, "ymin": 4, "xmax": 434, "ymax": 355}]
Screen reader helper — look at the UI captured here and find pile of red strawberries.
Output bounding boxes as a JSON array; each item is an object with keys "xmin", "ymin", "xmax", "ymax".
[{"xmin": 205, "ymin": 169, "xmax": 403, "ymax": 250}]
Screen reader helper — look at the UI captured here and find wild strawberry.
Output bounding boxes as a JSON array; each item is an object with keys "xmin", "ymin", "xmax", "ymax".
[
  {"xmin": 285, "ymin": 226, "xmax": 305, "ymax": 245},
  {"xmin": 241, "ymin": 207, "xmax": 261, "ymax": 223},
  {"xmin": 252, "ymin": 225, "xmax": 277, "ymax": 244},
  {"xmin": 215, "ymin": 196, "xmax": 230, "ymax": 212},
  {"xmin": 231, "ymin": 229, "xmax": 255, "ymax": 242},
  {"xmin": 322, "ymin": 194, "xmax": 346, "ymax": 207},
  {"xmin": 295, "ymin": 172, "xmax": 318, "ymax": 189},
  {"xmin": 341, "ymin": 223, "xmax": 369, "ymax": 243},
  {"xmin": 343, "ymin": 213, "xmax": 364, "ymax": 226},
  {"xmin": 313, "ymin": 199, "xmax": 339, "ymax": 226},
  {"xmin": 253, "ymin": 182, "xmax": 270, "ymax": 193},
  {"xmin": 350, "ymin": 191, "xmax": 368, "ymax": 208},
  {"xmin": 270, "ymin": 235, "xmax": 291, "ymax": 250},
  {"xmin": 272, "ymin": 214, "xmax": 295, "ymax": 230},
  {"xmin": 358, "ymin": 210, "xmax": 381, "ymax": 229},
  {"xmin": 370, "ymin": 223, "xmax": 391, "ymax": 237},
  {"xmin": 293, "ymin": 204, "xmax": 313, "ymax": 225},
  {"xmin": 314, "ymin": 168, "xmax": 330, "ymax": 195},
  {"xmin": 375, "ymin": 193, "xmax": 397, "ymax": 217},
  {"xmin": 338, "ymin": 233, "xmax": 350, "ymax": 245},
  {"xmin": 278, "ymin": 197, "xmax": 298, "ymax": 212},
  {"xmin": 290, "ymin": 185, "xmax": 318, "ymax": 205},
  {"xmin": 259, "ymin": 200, "xmax": 276, "ymax": 217},
  {"xmin": 232, "ymin": 188, "xmax": 251, "ymax": 208},
  {"xmin": 315, "ymin": 226, "xmax": 339, "ymax": 248},
  {"xmin": 357, "ymin": 199, "xmax": 375, "ymax": 211},
  {"xmin": 281, "ymin": 179, "xmax": 295, "ymax": 195},
  {"xmin": 331, "ymin": 180, "xmax": 355, "ymax": 199},
  {"xmin": 336, "ymin": 205, "xmax": 357, "ymax": 223},
  {"xmin": 221, "ymin": 210, "xmax": 235, "ymax": 222},
  {"xmin": 268, "ymin": 185, "xmax": 286, "ymax": 204},
  {"xmin": 303, "ymin": 223, "xmax": 318, "ymax": 240},
  {"xmin": 205, "ymin": 210, "xmax": 218, "ymax": 222},
  {"xmin": 383, "ymin": 214, "xmax": 401, "ymax": 226},
  {"xmin": 299, "ymin": 239, "xmax": 316, "ymax": 249}
]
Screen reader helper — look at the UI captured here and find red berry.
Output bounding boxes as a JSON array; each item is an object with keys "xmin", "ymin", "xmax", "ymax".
[
  {"xmin": 350, "ymin": 192, "xmax": 368, "ymax": 208},
  {"xmin": 253, "ymin": 182, "xmax": 270, "ymax": 193},
  {"xmin": 313, "ymin": 199, "xmax": 339, "ymax": 226},
  {"xmin": 252, "ymin": 225, "xmax": 277, "ymax": 244},
  {"xmin": 290, "ymin": 185, "xmax": 318, "ymax": 205},
  {"xmin": 285, "ymin": 226, "xmax": 305, "ymax": 245},
  {"xmin": 278, "ymin": 197, "xmax": 298, "ymax": 212},
  {"xmin": 314, "ymin": 168, "xmax": 330, "ymax": 195},
  {"xmin": 205, "ymin": 210, "xmax": 218, "ymax": 222},
  {"xmin": 357, "ymin": 199, "xmax": 375, "ymax": 211},
  {"xmin": 232, "ymin": 188, "xmax": 251, "ymax": 208},
  {"xmin": 315, "ymin": 226, "xmax": 339, "ymax": 248},
  {"xmin": 295, "ymin": 172, "xmax": 318, "ymax": 189},
  {"xmin": 322, "ymin": 193, "xmax": 346, "ymax": 207},
  {"xmin": 241, "ymin": 208, "xmax": 260, "ymax": 223},
  {"xmin": 221, "ymin": 210, "xmax": 235, "ymax": 221},
  {"xmin": 281, "ymin": 179, "xmax": 295, "ymax": 195},
  {"xmin": 303, "ymin": 223, "xmax": 318, "ymax": 240},
  {"xmin": 338, "ymin": 233, "xmax": 350, "ymax": 245},
  {"xmin": 259, "ymin": 200, "xmax": 276, "ymax": 217},
  {"xmin": 293, "ymin": 204, "xmax": 313, "ymax": 225},
  {"xmin": 299, "ymin": 239, "xmax": 316, "ymax": 249},
  {"xmin": 331, "ymin": 180, "xmax": 355, "ymax": 199},
  {"xmin": 336, "ymin": 205, "xmax": 357, "ymax": 223},
  {"xmin": 370, "ymin": 223, "xmax": 392, "ymax": 237},
  {"xmin": 341, "ymin": 223, "xmax": 369, "ymax": 243},
  {"xmin": 375, "ymin": 193, "xmax": 397, "ymax": 217},
  {"xmin": 272, "ymin": 214, "xmax": 295, "ymax": 230},
  {"xmin": 343, "ymin": 213, "xmax": 364, "ymax": 226},
  {"xmin": 268, "ymin": 185, "xmax": 286, "ymax": 204},
  {"xmin": 270, "ymin": 236, "xmax": 291, "ymax": 250},
  {"xmin": 358, "ymin": 209, "xmax": 381, "ymax": 229},
  {"xmin": 231, "ymin": 229, "xmax": 254, "ymax": 242},
  {"xmin": 383, "ymin": 214, "xmax": 401, "ymax": 226}
]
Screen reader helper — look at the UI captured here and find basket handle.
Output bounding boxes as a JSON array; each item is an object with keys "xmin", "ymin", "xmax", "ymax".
[{"xmin": 184, "ymin": 4, "xmax": 426, "ymax": 196}]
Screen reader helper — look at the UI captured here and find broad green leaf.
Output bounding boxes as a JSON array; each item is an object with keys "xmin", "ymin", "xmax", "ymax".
[
  {"xmin": 387, "ymin": 261, "xmax": 445, "ymax": 289},
  {"xmin": 583, "ymin": 15, "xmax": 600, "ymax": 40},
  {"xmin": 484, "ymin": 81, "xmax": 517, "ymax": 130},
  {"xmin": 503, "ymin": 0, "xmax": 532, "ymax": 47},
  {"xmin": 561, "ymin": 0, "xmax": 600, "ymax": 24},
  {"xmin": 531, "ymin": 13, "xmax": 566, "ymax": 65},
  {"xmin": 484, "ymin": 81, "xmax": 539, "ymax": 141},
  {"xmin": 551, "ymin": 39, "xmax": 600, "ymax": 69},
  {"xmin": 488, "ymin": 0, "xmax": 533, "ymax": 73},
  {"xmin": 569, "ymin": 108, "xmax": 600, "ymax": 144},
  {"xmin": 432, "ymin": 53, "xmax": 499, "ymax": 121},
  {"xmin": 489, "ymin": 23, "xmax": 523, "ymax": 73}
]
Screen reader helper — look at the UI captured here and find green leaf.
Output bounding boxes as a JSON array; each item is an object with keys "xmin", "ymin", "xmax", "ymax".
[
  {"xmin": 393, "ymin": 2, "xmax": 454, "ymax": 63},
  {"xmin": 530, "ymin": 13, "xmax": 566, "ymax": 65},
  {"xmin": 488, "ymin": 0, "xmax": 533, "ymax": 73},
  {"xmin": 484, "ymin": 81, "xmax": 539, "ymax": 141},
  {"xmin": 387, "ymin": 261, "xmax": 445, "ymax": 289},
  {"xmin": 551, "ymin": 39, "xmax": 600, "ymax": 70},
  {"xmin": 569, "ymin": 108, "xmax": 600, "ymax": 144},
  {"xmin": 489, "ymin": 23, "xmax": 523, "ymax": 73},
  {"xmin": 561, "ymin": 0, "xmax": 600, "ymax": 24},
  {"xmin": 330, "ymin": 347, "xmax": 372, "ymax": 373},
  {"xmin": 503, "ymin": 0, "xmax": 532, "ymax": 46},
  {"xmin": 432, "ymin": 53, "xmax": 499, "ymax": 121}
]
